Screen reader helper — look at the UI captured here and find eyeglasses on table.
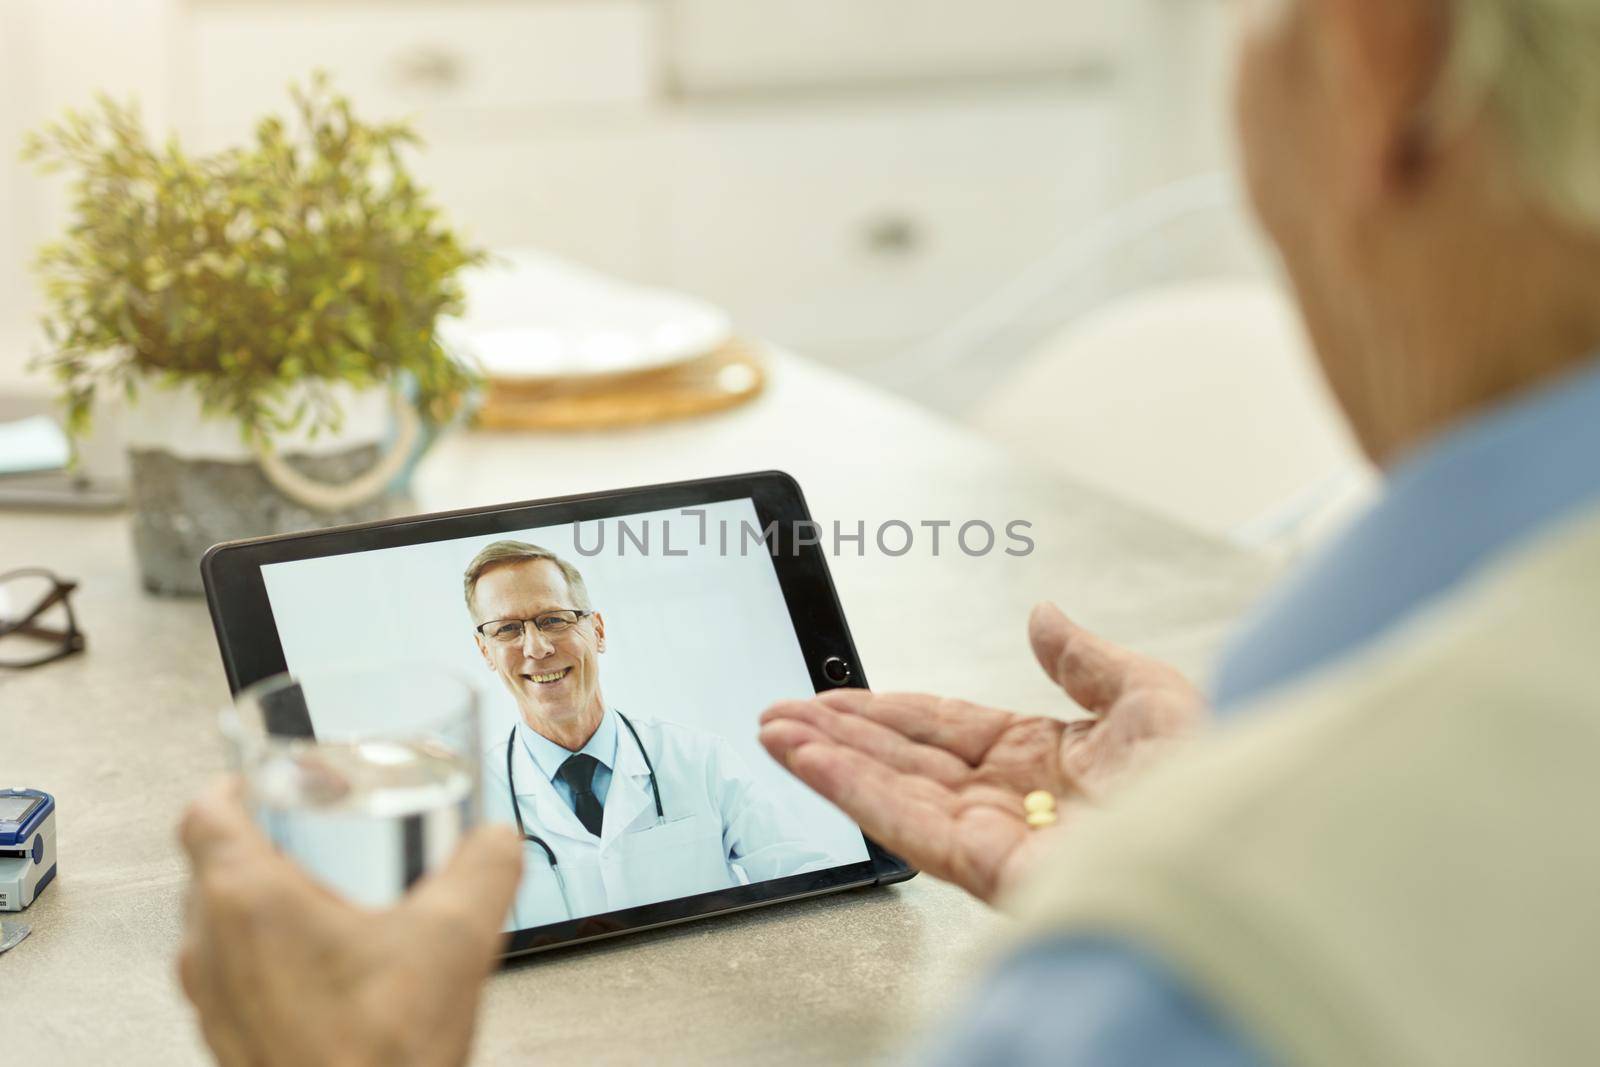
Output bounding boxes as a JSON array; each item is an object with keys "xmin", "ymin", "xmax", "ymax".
[{"xmin": 0, "ymin": 567, "xmax": 86, "ymax": 669}]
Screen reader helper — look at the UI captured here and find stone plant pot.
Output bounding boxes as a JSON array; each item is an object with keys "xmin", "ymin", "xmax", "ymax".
[{"xmin": 122, "ymin": 382, "xmax": 420, "ymax": 596}]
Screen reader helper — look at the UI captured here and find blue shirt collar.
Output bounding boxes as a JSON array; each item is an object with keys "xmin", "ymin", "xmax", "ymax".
[
  {"xmin": 517, "ymin": 705, "xmax": 618, "ymax": 783},
  {"xmin": 1214, "ymin": 354, "xmax": 1600, "ymax": 712}
]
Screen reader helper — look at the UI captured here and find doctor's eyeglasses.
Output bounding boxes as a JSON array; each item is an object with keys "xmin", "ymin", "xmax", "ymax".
[
  {"xmin": 475, "ymin": 609, "xmax": 594, "ymax": 644},
  {"xmin": 0, "ymin": 568, "xmax": 86, "ymax": 669}
]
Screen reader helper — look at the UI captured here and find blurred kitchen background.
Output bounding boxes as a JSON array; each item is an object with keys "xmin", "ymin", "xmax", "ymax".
[
  {"xmin": 0, "ymin": 0, "xmax": 1372, "ymax": 550},
  {"xmin": 0, "ymin": 0, "xmax": 1237, "ymax": 393}
]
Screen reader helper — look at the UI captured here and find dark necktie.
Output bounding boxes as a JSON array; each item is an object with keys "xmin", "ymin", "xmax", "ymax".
[{"xmin": 556, "ymin": 753, "xmax": 604, "ymax": 837}]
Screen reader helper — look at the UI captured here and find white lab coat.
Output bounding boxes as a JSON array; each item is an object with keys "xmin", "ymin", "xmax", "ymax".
[{"xmin": 484, "ymin": 713, "xmax": 834, "ymax": 929}]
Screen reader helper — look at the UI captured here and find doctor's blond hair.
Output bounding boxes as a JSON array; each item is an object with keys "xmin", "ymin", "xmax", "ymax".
[
  {"xmin": 463, "ymin": 541, "xmax": 593, "ymax": 616},
  {"xmin": 1435, "ymin": 0, "xmax": 1600, "ymax": 229}
]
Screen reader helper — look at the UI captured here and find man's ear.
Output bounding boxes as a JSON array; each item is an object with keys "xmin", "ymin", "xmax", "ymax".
[
  {"xmin": 1312, "ymin": 0, "xmax": 1450, "ymax": 205},
  {"xmin": 474, "ymin": 633, "xmax": 495, "ymax": 671},
  {"xmin": 592, "ymin": 611, "xmax": 605, "ymax": 653}
]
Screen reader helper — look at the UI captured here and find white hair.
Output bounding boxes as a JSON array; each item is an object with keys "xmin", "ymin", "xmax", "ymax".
[{"xmin": 1438, "ymin": 0, "xmax": 1600, "ymax": 228}]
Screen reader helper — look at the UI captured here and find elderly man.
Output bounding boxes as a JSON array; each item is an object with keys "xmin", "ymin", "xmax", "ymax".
[
  {"xmin": 178, "ymin": 1, "xmax": 1600, "ymax": 1063},
  {"xmin": 464, "ymin": 540, "xmax": 830, "ymax": 927}
]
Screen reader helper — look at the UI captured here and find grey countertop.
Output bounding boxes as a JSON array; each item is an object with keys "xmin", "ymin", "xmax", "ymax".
[{"xmin": 0, "ymin": 350, "xmax": 1276, "ymax": 1064}]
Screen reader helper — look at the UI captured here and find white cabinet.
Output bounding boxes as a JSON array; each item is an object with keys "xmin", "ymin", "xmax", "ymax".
[
  {"xmin": 184, "ymin": 0, "xmax": 670, "ymax": 278},
  {"xmin": 668, "ymin": 0, "xmax": 1129, "ymax": 92},
  {"xmin": 661, "ymin": 89, "xmax": 1117, "ymax": 356},
  {"xmin": 185, "ymin": 0, "xmax": 661, "ymax": 141},
  {"xmin": 404, "ymin": 119, "xmax": 670, "ymax": 281},
  {"xmin": 2, "ymin": 0, "xmax": 1148, "ymax": 392}
]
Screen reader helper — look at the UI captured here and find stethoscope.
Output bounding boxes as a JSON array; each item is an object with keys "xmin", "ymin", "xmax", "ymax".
[{"xmin": 504, "ymin": 710, "xmax": 664, "ymax": 921}]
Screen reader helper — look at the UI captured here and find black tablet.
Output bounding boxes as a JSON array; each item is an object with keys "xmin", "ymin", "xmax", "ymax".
[{"xmin": 202, "ymin": 470, "xmax": 913, "ymax": 956}]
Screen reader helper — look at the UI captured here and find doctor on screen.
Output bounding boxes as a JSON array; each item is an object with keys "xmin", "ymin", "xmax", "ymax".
[{"xmin": 463, "ymin": 540, "xmax": 833, "ymax": 929}]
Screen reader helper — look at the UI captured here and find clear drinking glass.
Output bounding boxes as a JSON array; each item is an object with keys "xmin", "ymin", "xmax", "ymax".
[{"xmin": 222, "ymin": 665, "xmax": 480, "ymax": 907}]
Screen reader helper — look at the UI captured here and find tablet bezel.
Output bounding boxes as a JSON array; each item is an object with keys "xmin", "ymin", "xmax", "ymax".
[{"xmin": 201, "ymin": 469, "xmax": 914, "ymax": 956}]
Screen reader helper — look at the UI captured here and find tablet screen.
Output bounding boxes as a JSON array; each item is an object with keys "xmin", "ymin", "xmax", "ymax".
[{"xmin": 256, "ymin": 497, "xmax": 871, "ymax": 933}]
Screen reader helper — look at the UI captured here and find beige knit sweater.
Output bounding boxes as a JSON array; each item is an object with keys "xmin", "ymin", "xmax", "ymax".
[{"xmin": 1006, "ymin": 505, "xmax": 1600, "ymax": 1067}]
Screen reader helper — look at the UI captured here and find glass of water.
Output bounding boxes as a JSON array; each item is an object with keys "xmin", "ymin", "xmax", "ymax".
[{"xmin": 222, "ymin": 665, "xmax": 480, "ymax": 907}]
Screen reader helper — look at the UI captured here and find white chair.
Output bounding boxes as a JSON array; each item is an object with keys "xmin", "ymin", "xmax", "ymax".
[
  {"xmin": 886, "ymin": 172, "xmax": 1374, "ymax": 555},
  {"xmin": 968, "ymin": 276, "xmax": 1375, "ymax": 555}
]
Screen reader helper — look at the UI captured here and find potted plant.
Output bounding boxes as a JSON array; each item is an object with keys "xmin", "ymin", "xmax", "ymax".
[{"xmin": 23, "ymin": 75, "xmax": 485, "ymax": 595}]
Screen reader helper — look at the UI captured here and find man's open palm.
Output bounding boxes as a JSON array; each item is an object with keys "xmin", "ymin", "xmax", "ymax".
[{"xmin": 759, "ymin": 602, "xmax": 1206, "ymax": 903}]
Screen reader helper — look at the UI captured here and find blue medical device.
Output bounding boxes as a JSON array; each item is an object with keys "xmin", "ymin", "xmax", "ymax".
[{"xmin": 0, "ymin": 788, "xmax": 56, "ymax": 911}]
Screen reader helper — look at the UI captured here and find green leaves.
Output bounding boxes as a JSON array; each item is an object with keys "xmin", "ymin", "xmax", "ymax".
[{"xmin": 23, "ymin": 75, "xmax": 485, "ymax": 441}]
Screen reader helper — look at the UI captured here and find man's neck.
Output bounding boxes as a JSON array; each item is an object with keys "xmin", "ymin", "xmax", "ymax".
[
  {"xmin": 1376, "ymin": 299, "xmax": 1600, "ymax": 465},
  {"xmin": 1344, "ymin": 189, "xmax": 1600, "ymax": 465},
  {"xmin": 524, "ymin": 703, "xmax": 605, "ymax": 752}
]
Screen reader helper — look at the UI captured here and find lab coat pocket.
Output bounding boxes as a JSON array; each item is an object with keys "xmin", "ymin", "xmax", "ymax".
[{"xmin": 608, "ymin": 813, "xmax": 734, "ymax": 907}]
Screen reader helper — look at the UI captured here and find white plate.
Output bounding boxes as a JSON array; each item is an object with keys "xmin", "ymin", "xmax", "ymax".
[{"xmin": 441, "ymin": 250, "xmax": 733, "ymax": 383}]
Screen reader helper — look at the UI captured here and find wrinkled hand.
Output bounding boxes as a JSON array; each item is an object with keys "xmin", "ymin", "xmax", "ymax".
[
  {"xmin": 177, "ymin": 779, "xmax": 523, "ymax": 1067},
  {"xmin": 759, "ymin": 602, "xmax": 1206, "ymax": 903}
]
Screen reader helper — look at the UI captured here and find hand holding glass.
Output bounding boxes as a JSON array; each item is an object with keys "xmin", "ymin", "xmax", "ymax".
[{"xmin": 222, "ymin": 666, "xmax": 480, "ymax": 907}]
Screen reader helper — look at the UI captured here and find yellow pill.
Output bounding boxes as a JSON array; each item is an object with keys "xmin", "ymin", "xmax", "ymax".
[
  {"xmin": 1026, "ymin": 811, "xmax": 1058, "ymax": 829},
  {"xmin": 1023, "ymin": 790, "xmax": 1056, "ymax": 815}
]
